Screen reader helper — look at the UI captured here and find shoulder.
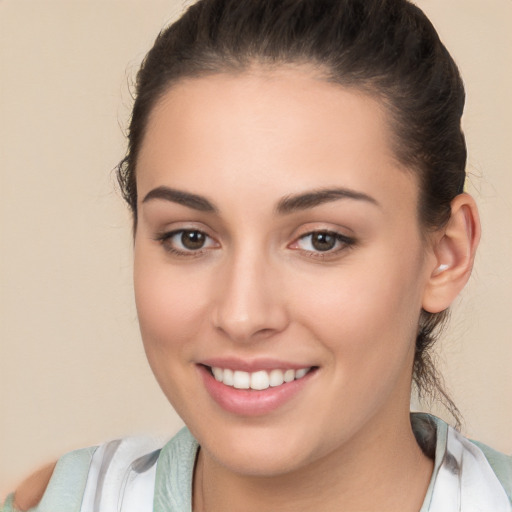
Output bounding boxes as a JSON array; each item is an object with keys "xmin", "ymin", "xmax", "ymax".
[
  {"xmin": 411, "ymin": 413, "xmax": 512, "ymax": 509},
  {"xmin": 470, "ymin": 439, "xmax": 512, "ymax": 502},
  {"xmin": 81, "ymin": 436, "xmax": 163, "ymax": 512},
  {"xmin": 3, "ymin": 446, "xmax": 96, "ymax": 512},
  {"xmin": 2, "ymin": 429, "xmax": 198, "ymax": 512},
  {"xmin": 9, "ymin": 462, "xmax": 57, "ymax": 512},
  {"xmin": 3, "ymin": 436, "xmax": 167, "ymax": 512}
]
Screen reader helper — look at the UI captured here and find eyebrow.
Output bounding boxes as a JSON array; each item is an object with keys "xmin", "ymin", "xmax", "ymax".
[
  {"xmin": 141, "ymin": 185, "xmax": 379, "ymax": 215},
  {"xmin": 142, "ymin": 186, "xmax": 218, "ymax": 212},
  {"xmin": 275, "ymin": 188, "xmax": 380, "ymax": 214}
]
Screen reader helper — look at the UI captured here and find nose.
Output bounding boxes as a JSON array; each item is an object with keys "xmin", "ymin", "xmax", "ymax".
[{"xmin": 211, "ymin": 250, "xmax": 289, "ymax": 343}]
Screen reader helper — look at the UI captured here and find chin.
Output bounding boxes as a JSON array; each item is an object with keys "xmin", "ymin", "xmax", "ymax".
[
  {"xmin": 194, "ymin": 419, "xmax": 326, "ymax": 477},
  {"xmin": 212, "ymin": 444, "xmax": 310, "ymax": 477}
]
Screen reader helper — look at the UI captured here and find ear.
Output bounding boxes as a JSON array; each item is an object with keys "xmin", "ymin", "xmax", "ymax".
[{"xmin": 422, "ymin": 193, "xmax": 481, "ymax": 313}]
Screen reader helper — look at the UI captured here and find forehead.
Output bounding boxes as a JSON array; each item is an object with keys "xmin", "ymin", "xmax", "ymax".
[{"xmin": 136, "ymin": 67, "xmax": 418, "ymax": 214}]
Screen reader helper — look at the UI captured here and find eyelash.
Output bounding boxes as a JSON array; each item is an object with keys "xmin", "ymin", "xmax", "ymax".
[
  {"xmin": 154, "ymin": 229, "xmax": 355, "ymax": 259},
  {"xmin": 154, "ymin": 229, "xmax": 218, "ymax": 258},
  {"xmin": 289, "ymin": 230, "xmax": 355, "ymax": 260}
]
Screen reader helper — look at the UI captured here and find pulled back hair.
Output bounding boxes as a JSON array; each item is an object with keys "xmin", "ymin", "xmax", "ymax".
[{"xmin": 118, "ymin": 0, "xmax": 466, "ymax": 426}]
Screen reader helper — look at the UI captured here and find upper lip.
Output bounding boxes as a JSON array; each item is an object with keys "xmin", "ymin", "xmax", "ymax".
[{"xmin": 199, "ymin": 357, "xmax": 315, "ymax": 372}]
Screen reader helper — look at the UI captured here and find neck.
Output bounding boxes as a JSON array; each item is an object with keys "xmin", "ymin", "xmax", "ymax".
[{"xmin": 193, "ymin": 411, "xmax": 434, "ymax": 512}]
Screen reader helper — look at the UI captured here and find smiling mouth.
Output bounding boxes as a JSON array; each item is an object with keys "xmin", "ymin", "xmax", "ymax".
[{"xmin": 205, "ymin": 366, "xmax": 316, "ymax": 391}]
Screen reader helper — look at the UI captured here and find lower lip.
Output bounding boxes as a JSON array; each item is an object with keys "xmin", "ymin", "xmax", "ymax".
[{"xmin": 198, "ymin": 365, "xmax": 316, "ymax": 416}]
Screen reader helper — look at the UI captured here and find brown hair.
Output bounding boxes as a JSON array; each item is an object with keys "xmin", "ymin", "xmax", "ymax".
[{"xmin": 118, "ymin": 0, "xmax": 466, "ymax": 426}]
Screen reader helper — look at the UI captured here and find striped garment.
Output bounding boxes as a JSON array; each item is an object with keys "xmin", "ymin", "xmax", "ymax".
[{"xmin": 2, "ymin": 414, "xmax": 511, "ymax": 512}]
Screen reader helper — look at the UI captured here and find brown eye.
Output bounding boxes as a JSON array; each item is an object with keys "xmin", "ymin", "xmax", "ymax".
[
  {"xmin": 290, "ymin": 230, "xmax": 355, "ymax": 256},
  {"xmin": 181, "ymin": 230, "xmax": 206, "ymax": 250},
  {"xmin": 310, "ymin": 232, "xmax": 337, "ymax": 252},
  {"xmin": 156, "ymin": 228, "xmax": 218, "ymax": 256}
]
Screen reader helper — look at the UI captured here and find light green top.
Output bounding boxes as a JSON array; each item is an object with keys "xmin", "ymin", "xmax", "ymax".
[{"xmin": 2, "ymin": 414, "xmax": 511, "ymax": 511}]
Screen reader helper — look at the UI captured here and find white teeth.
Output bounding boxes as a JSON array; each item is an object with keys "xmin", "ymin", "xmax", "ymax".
[
  {"xmin": 212, "ymin": 367, "xmax": 223, "ymax": 382},
  {"xmin": 223, "ymin": 368, "xmax": 234, "ymax": 386},
  {"xmin": 284, "ymin": 369, "xmax": 295, "ymax": 383},
  {"xmin": 269, "ymin": 369, "xmax": 284, "ymax": 387},
  {"xmin": 210, "ymin": 366, "xmax": 312, "ymax": 390},
  {"xmin": 295, "ymin": 368, "xmax": 308, "ymax": 379},
  {"xmin": 233, "ymin": 370, "xmax": 250, "ymax": 389},
  {"xmin": 250, "ymin": 370, "xmax": 270, "ymax": 390}
]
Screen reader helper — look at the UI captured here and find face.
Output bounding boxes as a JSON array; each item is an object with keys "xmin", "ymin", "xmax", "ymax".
[{"xmin": 134, "ymin": 67, "xmax": 436, "ymax": 476}]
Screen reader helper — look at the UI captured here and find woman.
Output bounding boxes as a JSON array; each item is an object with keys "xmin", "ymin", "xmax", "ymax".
[{"xmin": 5, "ymin": 0, "xmax": 511, "ymax": 510}]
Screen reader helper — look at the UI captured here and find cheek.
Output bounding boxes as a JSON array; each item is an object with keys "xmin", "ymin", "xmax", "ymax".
[
  {"xmin": 133, "ymin": 246, "xmax": 216, "ymax": 413},
  {"xmin": 299, "ymin": 264, "xmax": 423, "ymax": 436},
  {"xmin": 294, "ymin": 248, "xmax": 425, "ymax": 373},
  {"xmin": 133, "ymin": 245, "xmax": 209, "ymax": 361}
]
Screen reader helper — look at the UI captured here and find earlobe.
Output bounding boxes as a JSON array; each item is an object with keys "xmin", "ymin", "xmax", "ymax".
[{"xmin": 422, "ymin": 193, "xmax": 481, "ymax": 313}]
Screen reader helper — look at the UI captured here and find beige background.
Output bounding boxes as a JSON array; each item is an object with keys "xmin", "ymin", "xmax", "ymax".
[{"xmin": 1, "ymin": 0, "xmax": 511, "ymax": 496}]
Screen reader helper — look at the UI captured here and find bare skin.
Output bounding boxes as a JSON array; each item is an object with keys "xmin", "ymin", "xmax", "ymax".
[
  {"xmin": 193, "ymin": 406, "xmax": 434, "ymax": 512},
  {"xmin": 11, "ymin": 67, "xmax": 479, "ymax": 512},
  {"xmin": 134, "ymin": 67, "xmax": 479, "ymax": 511},
  {"xmin": 12, "ymin": 462, "xmax": 56, "ymax": 511}
]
